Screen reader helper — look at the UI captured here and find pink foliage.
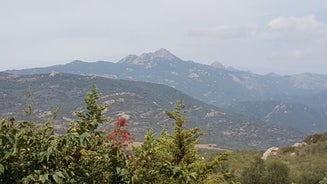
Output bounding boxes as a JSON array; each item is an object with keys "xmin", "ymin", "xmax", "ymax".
[{"xmin": 106, "ymin": 117, "xmax": 134, "ymax": 147}]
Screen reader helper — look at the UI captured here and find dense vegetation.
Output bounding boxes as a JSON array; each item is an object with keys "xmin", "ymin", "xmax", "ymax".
[
  {"xmin": 1, "ymin": 86, "xmax": 327, "ymax": 183},
  {"xmin": 0, "ymin": 86, "xmax": 234, "ymax": 183}
]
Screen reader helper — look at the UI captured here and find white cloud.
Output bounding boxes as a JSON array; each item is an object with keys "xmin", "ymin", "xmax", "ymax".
[
  {"xmin": 188, "ymin": 15, "xmax": 327, "ymax": 74},
  {"xmin": 267, "ymin": 15, "xmax": 327, "ymax": 41},
  {"xmin": 0, "ymin": 1, "xmax": 327, "ymax": 74},
  {"xmin": 194, "ymin": 25, "xmax": 262, "ymax": 40},
  {"xmin": 195, "ymin": 15, "xmax": 327, "ymax": 41},
  {"xmin": 265, "ymin": 16, "xmax": 327, "ymax": 66}
]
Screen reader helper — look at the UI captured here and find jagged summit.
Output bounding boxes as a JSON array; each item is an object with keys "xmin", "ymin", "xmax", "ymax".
[
  {"xmin": 152, "ymin": 48, "xmax": 178, "ymax": 60},
  {"xmin": 118, "ymin": 48, "xmax": 181, "ymax": 65},
  {"xmin": 211, "ymin": 61, "xmax": 225, "ymax": 69},
  {"xmin": 70, "ymin": 60, "xmax": 85, "ymax": 64}
]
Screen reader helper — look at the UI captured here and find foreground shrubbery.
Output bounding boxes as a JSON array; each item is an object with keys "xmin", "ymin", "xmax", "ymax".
[
  {"xmin": 228, "ymin": 137, "xmax": 327, "ymax": 184},
  {"xmin": 241, "ymin": 157, "xmax": 290, "ymax": 184},
  {"xmin": 0, "ymin": 87, "xmax": 234, "ymax": 184},
  {"xmin": 2, "ymin": 86, "xmax": 327, "ymax": 183}
]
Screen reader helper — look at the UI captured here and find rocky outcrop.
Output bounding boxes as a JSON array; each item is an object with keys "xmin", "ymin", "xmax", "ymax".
[
  {"xmin": 262, "ymin": 147, "xmax": 279, "ymax": 160},
  {"xmin": 292, "ymin": 142, "xmax": 307, "ymax": 147}
]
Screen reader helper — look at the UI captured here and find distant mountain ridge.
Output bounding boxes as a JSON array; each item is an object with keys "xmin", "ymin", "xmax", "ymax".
[
  {"xmin": 5, "ymin": 48, "xmax": 327, "ymax": 133},
  {"xmin": 119, "ymin": 48, "xmax": 181, "ymax": 64},
  {"xmin": 227, "ymin": 100, "xmax": 327, "ymax": 133}
]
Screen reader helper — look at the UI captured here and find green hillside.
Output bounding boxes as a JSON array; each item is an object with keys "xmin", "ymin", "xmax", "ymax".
[
  {"xmin": 0, "ymin": 72, "xmax": 303, "ymax": 149},
  {"xmin": 227, "ymin": 132, "xmax": 327, "ymax": 183}
]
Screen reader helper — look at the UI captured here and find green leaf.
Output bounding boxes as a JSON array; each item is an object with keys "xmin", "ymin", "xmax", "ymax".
[
  {"xmin": 0, "ymin": 164, "xmax": 4, "ymax": 175},
  {"xmin": 4, "ymin": 152, "xmax": 11, "ymax": 159},
  {"xmin": 56, "ymin": 171, "xmax": 65, "ymax": 178},
  {"xmin": 53, "ymin": 171, "xmax": 65, "ymax": 183},
  {"xmin": 39, "ymin": 174, "xmax": 49, "ymax": 183},
  {"xmin": 189, "ymin": 172, "xmax": 197, "ymax": 180},
  {"xmin": 53, "ymin": 174, "xmax": 62, "ymax": 183},
  {"xmin": 8, "ymin": 134, "xmax": 15, "ymax": 144},
  {"xmin": 172, "ymin": 166, "xmax": 181, "ymax": 175}
]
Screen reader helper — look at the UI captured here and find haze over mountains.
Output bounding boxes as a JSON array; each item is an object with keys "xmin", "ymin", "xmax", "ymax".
[
  {"xmin": 7, "ymin": 49, "xmax": 327, "ymax": 135},
  {"xmin": 2, "ymin": 49, "xmax": 327, "ymax": 148}
]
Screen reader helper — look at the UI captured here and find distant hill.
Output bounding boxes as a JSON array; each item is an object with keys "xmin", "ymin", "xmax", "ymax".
[
  {"xmin": 289, "ymin": 90, "xmax": 327, "ymax": 114},
  {"xmin": 0, "ymin": 72, "xmax": 304, "ymax": 149},
  {"xmin": 7, "ymin": 49, "xmax": 327, "ymax": 107},
  {"xmin": 227, "ymin": 100, "xmax": 327, "ymax": 133},
  {"xmin": 5, "ymin": 48, "xmax": 327, "ymax": 133}
]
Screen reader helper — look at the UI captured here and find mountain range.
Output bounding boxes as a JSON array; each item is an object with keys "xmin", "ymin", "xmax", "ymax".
[
  {"xmin": 7, "ymin": 48, "xmax": 327, "ymax": 135},
  {"xmin": 0, "ymin": 72, "xmax": 304, "ymax": 149}
]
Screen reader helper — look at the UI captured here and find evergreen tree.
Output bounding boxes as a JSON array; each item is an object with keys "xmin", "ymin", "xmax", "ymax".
[
  {"xmin": 71, "ymin": 85, "xmax": 109, "ymax": 134},
  {"xmin": 0, "ymin": 86, "xmax": 134, "ymax": 183},
  {"xmin": 131, "ymin": 100, "xmax": 232, "ymax": 184},
  {"xmin": 0, "ymin": 88, "xmax": 235, "ymax": 184}
]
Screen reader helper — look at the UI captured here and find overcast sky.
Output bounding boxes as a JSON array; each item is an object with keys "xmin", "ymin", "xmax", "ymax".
[{"xmin": 1, "ymin": 0, "xmax": 327, "ymax": 74}]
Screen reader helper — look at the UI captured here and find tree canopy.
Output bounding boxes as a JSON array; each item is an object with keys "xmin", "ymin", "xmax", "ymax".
[{"xmin": 0, "ymin": 87, "xmax": 232, "ymax": 184}]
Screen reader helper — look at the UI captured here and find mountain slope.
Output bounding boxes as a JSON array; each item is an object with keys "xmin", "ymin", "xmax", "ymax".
[
  {"xmin": 3, "ymin": 49, "xmax": 274, "ymax": 106},
  {"xmin": 8, "ymin": 49, "xmax": 327, "ymax": 106},
  {"xmin": 227, "ymin": 100, "xmax": 327, "ymax": 133},
  {"xmin": 5, "ymin": 49, "xmax": 327, "ymax": 133},
  {"xmin": 0, "ymin": 72, "xmax": 304, "ymax": 149}
]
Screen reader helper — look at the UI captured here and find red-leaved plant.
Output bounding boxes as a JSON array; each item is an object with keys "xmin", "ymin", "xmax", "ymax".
[{"xmin": 106, "ymin": 117, "xmax": 134, "ymax": 148}]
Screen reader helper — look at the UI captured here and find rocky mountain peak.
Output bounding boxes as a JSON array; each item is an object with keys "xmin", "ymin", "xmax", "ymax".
[
  {"xmin": 118, "ymin": 48, "xmax": 181, "ymax": 66},
  {"xmin": 138, "ymin": 48, "xmax": 179, "ymax": 61},
  {"xmin": 152, "ymin": 48, "xmax": 177, "ymax": 60},
  {"xmin": 211, "ymin": 61, "xmax": 225, "ymax": 69},
  {"xmin": 118, "ymin": 54, "xmax": 138, "ymax": 63}
]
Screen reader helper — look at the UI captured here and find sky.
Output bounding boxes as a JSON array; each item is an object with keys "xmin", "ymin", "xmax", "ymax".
[{"xmin": 1, "ymin": 0, "xmax": 327, "ymax": 75}]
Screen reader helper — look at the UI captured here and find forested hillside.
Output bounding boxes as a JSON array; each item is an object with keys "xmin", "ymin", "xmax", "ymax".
[{"xmin": 0, "ymin": 72, "xmax": 303, "ymax": 149}]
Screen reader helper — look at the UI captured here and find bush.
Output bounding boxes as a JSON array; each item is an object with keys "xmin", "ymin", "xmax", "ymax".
[
  {"xmin": 264, "ymin": 160, "xmax": 290, "ymax": 184},
  {"xmin": 304, "ymin": 133, "xmax": 327, "ymax": 144},
  {"xmin": 0, "ymin": 87, "xmax": 233, "ymax": 183},
  {"xmin": 280, "ymin": 146, "xmax": 295, "ymax": 154},
  {"xmin": 241, "ymin": 156, "xmax": 265, "ymax": 184},
  {"xmin": 0, "ymin": 86, "xmax": 133, "ymax": 183}
]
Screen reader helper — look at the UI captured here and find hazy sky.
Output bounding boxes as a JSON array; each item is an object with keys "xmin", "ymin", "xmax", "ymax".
[{"xmin": 1, "ymin": 0, "xmax": 327, "ymax": 74}]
